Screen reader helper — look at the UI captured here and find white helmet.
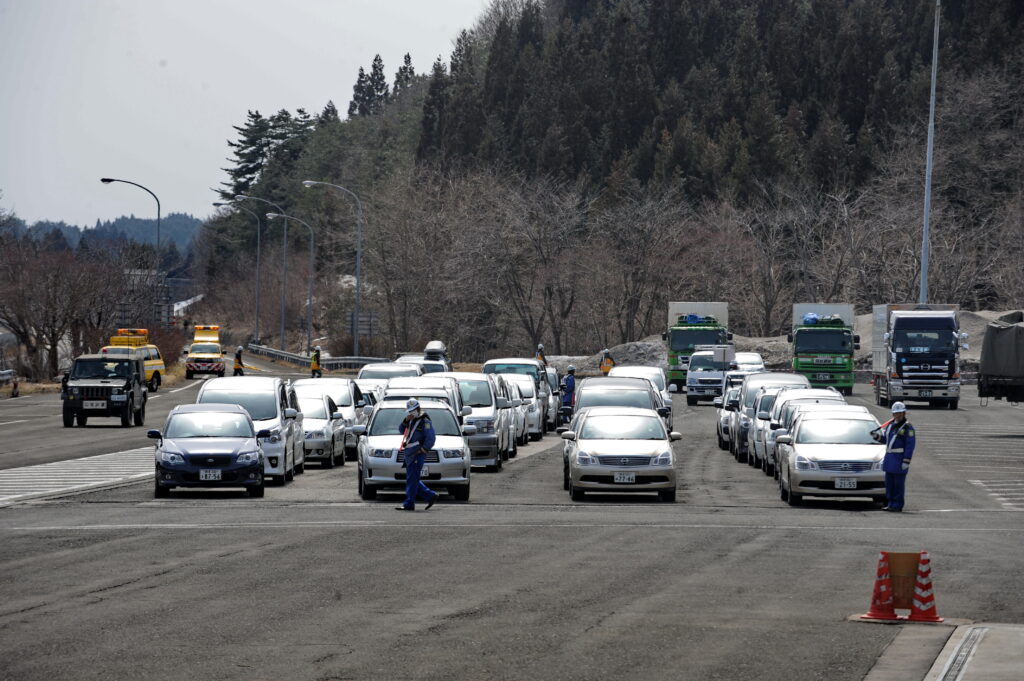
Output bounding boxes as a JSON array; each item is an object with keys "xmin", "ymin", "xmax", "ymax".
[
  {"xmin": 891, "ymin": 402, "xmax": 907, "ymax": 413},
  {"xmin": 406, "ymin": 398, "xmax": 421, "ymax": 413},
  {"xmin": 315, "ymin": 345, "xmax": 321, "ymax": 351},
  {"xmin": 538, "ymin": 343, "xmax": 544, "ymax": 351},
  {"xmin": 602, "ymin": 348, "xmax": 609, "ymax": 354},
  {"xmin": 236, "ymin": 346, "xmax": 243, "ymax": 352},
  {"xmin": 567, "ymin": 365, "xmax": 576, "ymax": 373}
]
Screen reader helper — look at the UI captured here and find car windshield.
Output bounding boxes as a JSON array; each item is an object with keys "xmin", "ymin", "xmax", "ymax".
[
  {"xmin": 297, "ymin": 397, "xmax": 327, "ymax": 419},
  {"xmin": 190, "ymin": 344, "xmax": 220, "ymax": 354},
  {"xmin": 576, "ymin": 389, "xmax": 654, "ymax": 410},
  {"xmin": 483, "ymin": 363, "xmax": 540, "ymax": 382},
  {"xmin": 198, "ymin": 390, "xmax": 278, "ymax": 421},
  {"xmin": 669, "ymin": 328, "xmax": 726, "ymax": 351},
  {"xmin": 580, "ymin": 415, "xmax": 666, "ymax": 440},
  {"xmin": 71, "ymin": 358, "xmax": 132, "ymax": 379},
  {"xmin": 689, "ymin": 354, "xmax": 729, "ymax": 371},
  {"xmin": 892, "ymin": 329, "xmax": 958, "ymax": 353},
  {"xmin": 165, "ymin": 413, "xmax": 253, "ymax": 439},
  {"xmin": 794, "ymin": 328, "xmax": 853, "ymax": 353},
  {"xmin": 369, "ymin": 408, "xmax": 460, "ymax": 437},
  {"xmin": 756, "ymin": 394, "xmax": 777, "ymax": 413},
  {"xmin": 735, "ymin": 353, "xmax": 762, "ymax": 365},
  {"xmin": 328, "ymin": 389, "xmax": 352, "ymax": 407},
  {"xmin": 359, "ymin": 366, "xmax": 419, "ymax": 379},
  {"xmin": 419, "ymin": 363, "xmax": 445, "ymax": 373},
  {"xmin": 458, "ymin": 380, "xmax": 493, "ymax": 408},
  {"xmin": 510, "ymin": 381, "xmax": 535, "ymax": 398},
  {"xmin": 796, "ymin": 419, "xmax": 879, "ymax": 445}
]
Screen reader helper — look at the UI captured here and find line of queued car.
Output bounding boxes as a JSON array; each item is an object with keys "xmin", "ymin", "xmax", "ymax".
[{"xmin": 712, "ymin": 368, "xmax": 888, "ymax": 506}]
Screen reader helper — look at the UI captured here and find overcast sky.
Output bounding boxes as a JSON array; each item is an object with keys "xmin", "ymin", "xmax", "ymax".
[{"xmin": 0, "ymin": 0, "xmax": 486, "ymax": 227}]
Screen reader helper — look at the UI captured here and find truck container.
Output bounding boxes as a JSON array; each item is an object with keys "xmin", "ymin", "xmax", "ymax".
[
  {"xmin": 663, "ymin": 302, "xmax": 731, "ymax": 392},
  {"xmin": 978, "ymin": 311, "xmax": 1024, "ymax": 403},
  {"xmin": 871, "ymin": 304, "xmax": 964, "ymax": 409},
  {"xmin": 787, "ymin": 304, "xmax": 858, "ymax": 395}
]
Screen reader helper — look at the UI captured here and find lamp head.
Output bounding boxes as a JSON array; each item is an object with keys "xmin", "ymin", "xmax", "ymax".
[
  {"xmin": 100, "ymin": 178, "xmax": 115, "ymax": 184},
  {"xmin": 266, "ymin": 212, "xmax": 280, "ymax": 220},
  {"xmin": 302, "ymin": 181, "xmax": 317, "ymax": 188},
  {"xmin": 233, "ymin": 194, "xmax": 250, "ymax": 201}
]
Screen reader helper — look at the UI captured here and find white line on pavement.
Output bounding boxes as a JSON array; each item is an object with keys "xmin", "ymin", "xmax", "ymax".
[
  {"xmin": 0, "ymin": 420, "xmax": 28, "ymax": 426},
  {"xmin": 169, "ymin": 381, "xmax": 202, "ymax": 393}
]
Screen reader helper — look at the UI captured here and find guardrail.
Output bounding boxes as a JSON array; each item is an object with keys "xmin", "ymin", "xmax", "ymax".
[
  {"xmin": 0, "ymin": 369, "xmax": 15, "ymax": 385},
  {"xmin": 246, "ymin": 344, "xmax": 388, "ymax": 370}
]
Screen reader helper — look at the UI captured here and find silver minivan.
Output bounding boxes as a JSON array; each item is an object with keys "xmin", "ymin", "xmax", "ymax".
[
  {"xmin": 482, "ymin": 358, "xmax": 550, "ymax": 431},
  {"xmin": 440, "ymin": 371, "xmax": 513, "ymax": 471},
  {"xmin": 730, "ymin": 372, "xmax": 810, "ymax": 464}
]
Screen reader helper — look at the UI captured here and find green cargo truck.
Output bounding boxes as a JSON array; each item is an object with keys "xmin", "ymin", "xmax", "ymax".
[
  {"xmin": 787, "ymin": 304, "xmax": 859, "ymax": 395},
  {"xmin": 663, "ymin": 302, "xmax": 731, "ymax": 393}
]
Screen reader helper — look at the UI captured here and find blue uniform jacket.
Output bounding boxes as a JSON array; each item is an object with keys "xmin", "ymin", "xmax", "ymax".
[
  {"xmin": 561, "ymin": 375, "xmax": 575, "ymax": 406},
  {"xmin": 881, "ymin": 419, "xmax": 916, "ymax": 474},
  {"xmin": 400, "ymin": 415, "xmax": 436, "ymax": 453}
]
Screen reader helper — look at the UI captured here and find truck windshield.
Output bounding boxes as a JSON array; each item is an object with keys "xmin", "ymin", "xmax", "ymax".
[
  {"xmin": 892, "ymin": 330, "xmax": 957, "ymax": 353},
  {"xmin": 190, "ymin": 344, "xmax": 220, "ymax": 354},
  {"xmin": 688, "ymin": 355, "xmax": 730, "ymax": 371},
  {"xmin": 669, "ymin": 329, "xmax": 725, "ymax": 352},
  {"xmin": 794, "ymin": 329, "xmax": 853, "ymax": 353}
]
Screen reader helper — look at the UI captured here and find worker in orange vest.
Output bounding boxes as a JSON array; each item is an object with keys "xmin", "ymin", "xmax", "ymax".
[
  {"xmin": 599, "ymin": 348, "xmax": 616, "ymax": 375},
  {"xmin": 310, "ymin": 346, "xmax": 322, "ymax": 378}
]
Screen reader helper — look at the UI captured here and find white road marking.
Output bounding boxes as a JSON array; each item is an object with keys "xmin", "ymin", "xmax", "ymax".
[
  {"xmin": 169, "ymin": 381, "xmax": 202, "ymax": 393},
  {"xmin": 0, "ymin": 448, "xmax": 154, "ymax": 506},
  {"xmin": 0, "ymin": 420, "xmax": 28, "ymax": 426}
]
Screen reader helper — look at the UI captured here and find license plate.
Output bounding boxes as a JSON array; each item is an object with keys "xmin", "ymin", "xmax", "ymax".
[
  {"xmin": 834, "ymin": 477, "xmax": 857, "ymax": 490},
  {"xmin": 421, "ymin": 466, "xmax": 429, "ymax": 476},
  {"xmin": 813, "ymin": 358, "xmax": 832, "ymax": 364},
  {"xmin": 613, "ymin": 472, "xmax": 636, "ymax": 483},
  {"xmin": 110, "ymin": 394, "xmax": 127, "ymax": 402},
  {"xmin": 83, "ymin": 400, "xmax": 106, "ymax": 409},
  {"xmin": 200, "ymin": 469, "xmax": 221, "ymax": 481},
  {"xmin": 918, "ymin": 390, "xmax": 933, "ymax": 397},
  {"xmin": 815, "ymin": 373, "xmax": 832, "ymax": 381}
]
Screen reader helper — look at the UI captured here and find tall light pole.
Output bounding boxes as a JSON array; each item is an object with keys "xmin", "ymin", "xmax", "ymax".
[
  {"xmin": 302, "ymin": 180, "xmax": 364, "ymax": 356},
  {"xmin": 235, "ymin": 194, "xmax": 289, "ymax": 350},
  {"xmin": 213, "ymin": 202, "xmax": 262, "ymax": 343},
  {"xmin": 267, "ymin": 213, "xmax": 316, "ymax": 353},
  {"xmin": 919, "ymin": 0, "xmax": 941, "ymax": 304},
  {"xmin": 100, "ymin": 177, "xmax": 161, "ymax": 270}
]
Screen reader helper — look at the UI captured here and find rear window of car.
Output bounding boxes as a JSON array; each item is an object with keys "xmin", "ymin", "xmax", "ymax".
[
  {"xmin": 369, "ymin": 408, "xmax": 460, "ymax": 437},
  {"xmin": 458, "ymin": 380, "xmax": 493, "ymax": 408},
  {"xmin": 359, "ymin": 367, "xmax": 419, "ymax": 379},
  {"xmin": 483, "ymin": 363, "xmax": 540, "ymax": 381},
  {"xmin": 198, "ymin": 390, "xmax": 278, "ymax": 421},
  {"xmin": 576, "ymin": 389, "xmax": 654, "ymax": 410}
]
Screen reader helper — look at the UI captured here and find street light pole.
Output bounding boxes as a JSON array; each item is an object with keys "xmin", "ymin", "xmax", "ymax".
[
  {"xmin": 235, "ymin": 195, "xmax": 289, "ymax": 350},
  {"xmin": 919, "ymin": 0, "xmax": 941, "ymax": 304},
  {"xmin": 213, "ymin": 202, "xmax": 262, "ymax": 343},
  {"xmin": 301, "ymin": 180, "xmax": 364, "ymax": 356},
  {"xmin": 100, "ymin": 177, "xmax": 161, "ymax": 269},
  {"xmin": 267, "ymin": 213, "xmax": 316, "ymax": 353}
]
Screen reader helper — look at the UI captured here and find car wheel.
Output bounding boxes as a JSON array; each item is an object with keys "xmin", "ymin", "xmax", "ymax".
[
  {"xmin": 563, "ymin": 463, "xmax": 570, "ymax": 490},
  {"xmin": 324, "ymin": 444, "xmax": 335, "ymax": 468},
  {"xmin": 658, "ymin": 489, "xmax": 676, "ymax": 503},
  {"xmin": 717, "ymin": 433, "xmax": 726, "ymax": 450},
  {"xmin": 686, "ymin": 396, "xmax": 697, "ymax": 406},
  {"xmin": 359, "ymin": 469, "xmax": 376, "ymax": 500},
  {"xmin": 949, "ymin": 399, "xmax": 959, "ymax": 410},
  {"xmin": 149, "ymin": 373, "xmax": 160, "ymax": 392},
  {"xmin": 569, "ymin": 480, "xmax": 585, "ymax": 502},
  {"xmin": 509, "ymin": 438, "xmax": 518, "ymax": 458},
  {"xmin": 451, "ymin": 483, "xmax": 470, "ymax": 501},
  {"xmin": 186, "ymin": 371, "xmax": 194, "ymax": 380},
  {"xmin": 154, "ymin": 481, "xmax": 170, "ymax": 499},
  {"xmin": 295, "ymin": 457, "xmax": 305, "ymax": 475},
  {"xmin": 133, "ymin": 402, "xmax": 145, "ymax": 427},
  {"xmin": 76, "ymin": 413, "xmax": 88, "ymax": 427},
  {"xmin": 121, "ymin": 401, "xmax": 133, "ymax": 427},
  {"xmin": 63, "ymin": 410, "xmax": 74, "ymax": 428},
  {"xmin": 787, "ymin": 491, "xmax": 803, "ymax": 506},
  {"xmin": 530, "ymin": 431, "xmax": 542, "ymax": 442},
  {"xmin": 344, "ymin": 445, "xmax": 357, "ymax": 462},
  {"xmin": 748, "ymin": 447, "xmax": 758, "ymax": 467},
  {"xmin": 248, "ymin": 483, "xmax": 265, "ymax": 498}
]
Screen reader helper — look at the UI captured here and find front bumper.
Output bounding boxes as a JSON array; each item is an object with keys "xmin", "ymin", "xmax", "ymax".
[
  {"xmin": 363, "ymin": 458, "xmax": 470, "ymax": 490},
  {"xmin": 261, "ymin": 440, "xmax": 287, "ymax": 475},
  {"xmin": 887, "ymin": 380, "xmax": 960, "ymax": 402},
  {"xmin": 303, "ymin": 437, "xmax": 333, "ymax": 460},
  {"xmin": 62, "ymin": 395, "xmax": 131, "ymax": 415},
  {"xmin": 155, "ymin": 462, "xmax": 263, "ymax": 488},
  {"xmin": 467, "ymin": 433, "xmax": 500, "ymax": 466},
  {"xmin": 186, "ymin": 362, "xmax": 224, "ymax": 374},
  {"xmin": 790, "ymin": 470, "xmax": 884, "ymax": 497},
  {"xmin": 571, "ymin": 465, "xmax": 676, "ymax": 492},
  {"xmin": 687, "ymin": 385, "xmax": 722, "ymax": 399}
]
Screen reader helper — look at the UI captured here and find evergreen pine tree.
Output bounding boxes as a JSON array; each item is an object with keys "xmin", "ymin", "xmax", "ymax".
[
  {"xmin": 218, "ymin": 110, "xmax": 271, "ymax": 200},
  {"xmin": 348, "ymin": 67, "xmax": 370, "ymax": 117},
  {"xmin": 417, "ymin": 58, "xmax": 450, "ymax": 161},
  {"xmin": 368, "ymin": 54, "xmax": 390, "ymax": 114},
  {"xmin": 318, "ymin": 100, "xmax": 340, "ymax": 125},
  {"xmin": 393, "ymin": 53, "xmax": 416, "ymax": 98}
]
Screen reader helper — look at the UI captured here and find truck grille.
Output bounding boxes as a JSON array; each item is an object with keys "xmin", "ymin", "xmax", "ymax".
[
  {"xmin": 900, "ymin": 362, "xmax": 953, "ymax": 387},
  {"xmin": 697, "ymin": 378, "xmax": 720, "ymax": 385},
  {"xmin": 80, "ymin": 386, "xmax": 112, "ymax": 399}
]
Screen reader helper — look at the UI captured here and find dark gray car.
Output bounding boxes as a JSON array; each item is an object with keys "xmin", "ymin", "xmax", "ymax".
[{"xmin": 61, "ymin": 354, "xmax": 147, "ymax": 428}]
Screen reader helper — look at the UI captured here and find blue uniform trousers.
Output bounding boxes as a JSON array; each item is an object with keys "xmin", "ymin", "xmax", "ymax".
[
  {"xmin": 403, "ymin": 451, "xmax": 438, "ymax": 510},
  {"xmin": 884, "ymin": 472, "xmax": 907, "ymax": 510}
]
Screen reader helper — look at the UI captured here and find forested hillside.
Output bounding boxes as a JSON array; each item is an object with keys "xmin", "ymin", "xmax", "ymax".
[{"xmin": 199, "ymin": 0, "xmax": 1023, "ymax": 358}]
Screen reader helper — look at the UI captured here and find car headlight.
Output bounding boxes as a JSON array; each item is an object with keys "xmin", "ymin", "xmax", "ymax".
[
  {"xmin": 441, "ymin": 448, "xmax": 464, "ymax": 459},
  {"xmin": 740, "ymin": 416, "xmax": 751, "ymax": 426},
  {"xmin": 872, "ymin": 459, "xmax": 883, "ymax": 471},
  {"xmin": 158, "ymin": 451, "xmax": 184, "ymax": 464},
  {"xmin": 371, "ymin": 448, "xmax": 395, "ymax": 458},
  {"xmin": 261, "ymin": 428, "xmax": 281, "ymax": 444},
  {"xmin": 472, "ymin": 419, "xmax": 494, "ymax": 433},
  {"xmin": 576, "ymin": 451, "xmax": 596, "ymax": 465},
  {"xmin": 72, "ymin": 387, "xmax": 80, "ymax": 395},
  {"xmin": 236, "ymin": 451, "xmax": 260, "ymax": 464},
  {"xmin": 795, "ymin": 455, "xmax": 817, "ymax": 471},
  {"xmin": 651, "ymin": 451, "xmax": 672, "ymax": 466},
  {"xmin": 112, "ymin": 387, "xmax": 123, "ymax": 395}
]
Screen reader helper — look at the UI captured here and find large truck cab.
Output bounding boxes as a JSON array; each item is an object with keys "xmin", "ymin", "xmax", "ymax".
[
  {"xmin": 664, "ymin": 302, "xmax": 731, "ymax": 393},
  {"xmin": 788, "ymin": 305, "xmax": 858, "ymax": 395}
]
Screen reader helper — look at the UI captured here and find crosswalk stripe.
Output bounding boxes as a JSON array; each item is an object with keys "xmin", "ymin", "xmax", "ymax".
[{"xmin": 0, "ymin": 448, "xmax": 154, "ymax": 506}]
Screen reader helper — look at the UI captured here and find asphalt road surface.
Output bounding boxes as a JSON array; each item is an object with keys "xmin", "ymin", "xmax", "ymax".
[{"xmin": 1, "ymin": 374, "xmax": 1022, "ymax": 681}]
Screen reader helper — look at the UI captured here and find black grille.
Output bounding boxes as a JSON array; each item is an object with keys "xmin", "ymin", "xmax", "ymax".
[
  {"xmin": 579, "ymin": 475, "xmax": 671, "ymax": 484},
  {"xmin": 397, "ymin": 450, "xmax": 440, "ymax": 463},
  {"xmin": 596, "ymin": 455, "xmax": 652, "ymax": 466},
  {"xmin": 698, "ymin": 378, "xmax": 720, "ymax": 385},
  {"xmin": 187, "ymin": 455, "xmax": 233, "ymax": 467},
  {"xmin": 81, "ymin": 386, "xmax": 112, "ymax": 399},
  {"xmin": 181, "ymin": 471, "xmax": 242, "ymax": 482}
]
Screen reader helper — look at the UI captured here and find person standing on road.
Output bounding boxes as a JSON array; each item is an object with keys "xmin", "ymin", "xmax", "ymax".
[
  {"xmin": 599, "ymin": 348, "xmax": 616, "ymax": 375},
  {"xmin": 536, "ymin": 343, "xmax": 547, "ymax": 367},
  {"xmin": 873, "ymin": 401, "xmax": 916, "ymax": 512},
  {"xmin": 233, "ymin": 346, "xmax": 246, "ymax": 376},
  {"xmin": 396, "ymin": 398, "xmax": 439, "ymax": 511},
  {"xmin": 560, "ymin": 365, "xmax": 576, "ymax": 424},
  {"xmin": 310, "ymin": 346, "xmax": 322, "ymax": 378}
]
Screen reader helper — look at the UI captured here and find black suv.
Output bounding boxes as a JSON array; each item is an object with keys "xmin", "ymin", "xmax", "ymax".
[{"xmin": 61, "ymin": 354, "xmax": 147, "ymax": 427}]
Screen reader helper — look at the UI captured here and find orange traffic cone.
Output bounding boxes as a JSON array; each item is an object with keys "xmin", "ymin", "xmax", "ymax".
[
  {"xmin": 907, "ymin": 551, "xmax": 943, "ymax": 622},
  {"xmin": 861, "ymin": 551, "xmax": 898, "ymax": 620}
]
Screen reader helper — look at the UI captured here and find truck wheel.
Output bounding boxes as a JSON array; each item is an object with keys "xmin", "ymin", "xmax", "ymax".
[
  {"xmin": 186, "ymin": 371, "xmax": 194, "ymax": 380},
  {"xmin": 121, "ymin": 401, "xmax": 133, "ymax": 427},
  {"xmin": 63, "ymin": 411, "xmax": 74, "ymax": 428},
  {"xmin": 949, "ymin": 399, "xmax": 959, "ymax": 410},
  {"xmin": 76, "ymin": 413, "xmax": 88, "ymax": 427},
  {"xmin": 133, "ymin": 403, "xmax": 145, "ymax": 426}
]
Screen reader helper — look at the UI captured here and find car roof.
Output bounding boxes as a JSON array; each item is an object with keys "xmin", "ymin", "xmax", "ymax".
[
  {"xmin": 387, "ymin": 376, "xmax": 455, "ymax": 387},
  {"xmin": 578, "ymin": 406, "xmax": 663, "ymax": 418},
  {"xmin": 200, "ymin": 376, "xmax": 281, "ymax": 390},
  {"xmin": 375, "ymin": 398, "xmax": 451, "ymax": 411},
  {"xmin": 776, "ymin": 388, "xmax": 843, "ymax": 400},
  {"xmin": 743, "ymin": 373, "xmax": 808, "ymax": 388},
  {"xmin": 609, "ymin": 365, "xmax": 662, "ymax": 374},
  {"xmin": 362, "ymin": 362, "xmax": 421, "ymax": 371},
  {"xmin": 483, "ymin": 358, "xmax": 543, "ymax": 366},
  {"xmin": 578, "ymin": 377, "xmax": 653, "ymax": 389},
  {"xmin": 171, "ymin": 403, "xmax": 249, "ymax": 415},
  {"xmin": 796, "ymin": 411, "xmax": 877, "ymax": 422},
  {"xmin": 790, "ymin": 403, "xmax": 868, "ymax": 413},
  {"xmin": 294, "ymin": 377, "xmax": 353, "ymax": 387},
  {"xmin": 383, "ymin": 387, "xmax": 448, "ymax": 397},
  {"xmin": 437, "ymin": 371, "xmax": 489, "ymax": 381},
  {"xmin": 75, "ymin": 353, "xmax": 135, "ymax": 361}
]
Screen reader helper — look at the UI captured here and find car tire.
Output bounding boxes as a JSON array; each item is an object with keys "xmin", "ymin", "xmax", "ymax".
[
  {"xmin": 569, "ymin": 480, "xmax": 585, "ymax": 502},
  {"xmin": 154, "ymin": 482, "xmax": 170, "ymax": 499},
  {"xmin": 717, "ymin": 433, "xmax": 726, "ymax": 450},
  {"xmin": 658, "ymin": 489, "xmax": 676, "ymax": 503},
  {"xmin": 345, "ymin": 445, "xmax": 357, "ymax": 462},
  {"xmin": 121, "ymin": 401, "xmax": 132, "ymax": 427},
  {"xmin": 949, "ymin": 399, "xmax": 959, "ymax": 410},
  {"xmin": 324, "ymin": 445, "xmax": 335, "ymax": 468},
  {"xmin": 218, "ymin": 370, "xmax": 224, "ymax": 378},
  {"xmin": 76, "ymin": 413, "xmax": 88, "ymax": 427},
  {"xmin": 63, "ymin": 411, "xmax": 74, "ymax": 428},
  {"xmin": 295, "ymin": 457, "xmax": 305, "ymax": 475},
  {"xmin": 563, "ymin": 463, "xmax": 570, "ymax": 490},
  {"xmin": 249, "ymin": 484, "xmax": 265, "ymax": 498},
  {"xmin": 509, "ymin": 438, "xmax": 518, "ymax": 458},
  {"xmin": 530, "ymin": 432, "xmax": 542, "ymax": 442},
  {"xmin": 748, "ymin": 448, "xmax": 758, "ymax": 467},
  {"xmin": 451, "ymin": 483, "xmax": 470, "ymax": 501},
  {"xmin": 686, "ymin": 396, "xmax": 697, "ymax": 407},
  {"xmin": 186, "ymin": 371, "xmax": 194, "ymax": 380},
  {"xmin": 149, "ymin": 373, "xmax": 160, "ymax": 392},
  {"xmin": 359, "ymin": 469, "xmax": 376, "ymax": 500},
  {"xmin": 133, "ymin": 402, "xmax": 145, "ymax": 427},
  {"xmin": 787, "ymin": 491, "xmax": 803, "ymax": 506}
]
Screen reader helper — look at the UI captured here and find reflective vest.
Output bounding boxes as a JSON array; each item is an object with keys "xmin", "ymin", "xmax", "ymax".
[
  {"xmin": 311, "ymin": 351, "xmax": 321, "ymax": 371},
  {"xmin": 233, "ymin": 352, "xmax": 243, "ymax": 370},
  {"xmin": 599, "ymin": 356, "xmax": 615, "ymax": 374}
]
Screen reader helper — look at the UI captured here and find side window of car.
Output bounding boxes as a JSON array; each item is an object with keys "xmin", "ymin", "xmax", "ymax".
[
  {"xmin": 288, "ymin": 390, "xmax": 299, "ymax": 410},
  {"xmin": 327, "ymin": 397, "xmax": 337, "ymax": 415},
  {"xmin": 279, "ymin": 387, "xmax": 288, "ymax": 414}
]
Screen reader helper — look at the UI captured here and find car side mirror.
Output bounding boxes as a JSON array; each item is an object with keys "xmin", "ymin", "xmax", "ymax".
[
  {"xmin": 668, "ymin": 384, "xmax": 679, "ymax": 393},
  {"xmin": 347, "ymin": 424, "xmax": 367, "ymax": 438},
  {"xmin": 560, "ymin": 431, "xmax": 576, "ymax": 441},
  {"xmin": 776, "ymin": 435, "xmax": 793, "ymax": 445},
  {"xmin": 854, "ymin": 344, "xmax": 861, "ymax": 351},
  {"xmin": 657, "ymin": 407, "xmax": 669, "ymax": 417},
  {"xmin": 724, "ymin": 404, "xmax": 737, "ymax": 412},
  {"xmin": 661, "ymin": 332, "xmax": 667, "ymax": 341},
  {"xmin": 362, "ymin": 404, "xmax": 373, "ymax": 416},
  {"xmin": 669, "ymin": 431, "xmax": 682, "ymax": 441},
  {"xmin": 769, "ymin": 422, "xmax": 781, "ymax": 430},
  {"xmin": 355, "ymin": 400, "xmax": 366, "ymax": 408},
  {"xmin": 147, "ymin": 429, "xmax": 162, "ymax": 440},
  {"xmin": 883, "ymin": 332, "xmax": 891, "ymax": 341},
  {"xmin": 284, "ymin": 408, "xmax": 297, "ymax": 420},
  {"xmin": 776, "ymin": 428, "xmax": 789, "ymax": 437},
  {"xmin": 555, "ymin": 426, "xmax": 568, "ymax": 434},
  {"xmin": 461, "ymin": 425, "xmax": 477, "ymax": 436},
  {"xmin": 786, "ymin": 333, "xmax": 793, "ymax": 342},
  {"xmin": 496, "ymin": 397, "xmax": 509, "ymax": 409},
  {"xmin": 331, "ymin": 412, "xmax": 343, "ymax": 420},
  {"xmin": 713, "ymin": 398, "xmax": 723, "ymax": 408},
  {"xmin": 854, "ymin": 334, "xmax": 861, "ymax": 343},
  {"xmin": 461, "ymin": 406, "xmax": 472, "ymax": 416},
  {"xmin": 960, "ymin": 332, "xmax": 969, "ymax": 340},
  {"xmin": 256, "ymin": 429, "xmax": 271, "ymax": 439},
  {"xmin": 757, "ymin": 411, "xmax": 770, "ymax": 420}
]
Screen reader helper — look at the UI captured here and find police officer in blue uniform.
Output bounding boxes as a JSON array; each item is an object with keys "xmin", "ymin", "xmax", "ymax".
[
  {"xmin": 396, "ymin": 399, "xmax": 439, "ymax": 511},
  {"xmin": 874, "ymin": 402, "xmax": 916, "ymax": 512},
  {"xmin": 560, "ymin": 365, "xmax": 576, "ymax": 424}
]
